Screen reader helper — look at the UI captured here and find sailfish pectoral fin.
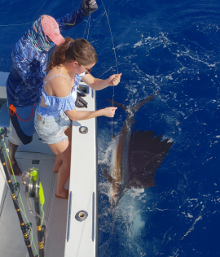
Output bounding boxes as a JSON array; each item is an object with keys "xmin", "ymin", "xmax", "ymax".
[
  {"xmin": 106, "ymin": 99, "xmax": 127, "ymax": 111},
  {"xmin": 100, "ymin": 164, "xmax": 116, "ymax": 184},
  {"xmin": 134, "ymin": 89, "xmax": 159, "ymax": 112},
  {"xmin": 107, "ymin": 89, "xmax": 159, "ymax": 114}
]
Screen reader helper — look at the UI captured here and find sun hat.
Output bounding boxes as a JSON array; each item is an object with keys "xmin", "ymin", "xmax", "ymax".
[{"xmin": 41, "ymin": 15, "xmax": 65, "ymax": 45}]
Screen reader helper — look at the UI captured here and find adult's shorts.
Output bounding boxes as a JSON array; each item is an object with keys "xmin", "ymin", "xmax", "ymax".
[{"xmin": 9, "ymin": 103, "xmax": 37, "ymax": 146}]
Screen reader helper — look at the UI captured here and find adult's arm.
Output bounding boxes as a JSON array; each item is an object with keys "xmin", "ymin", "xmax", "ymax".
[{"xmin": 57, "ymin": 0, "xmax": 98, "ymax": 32}]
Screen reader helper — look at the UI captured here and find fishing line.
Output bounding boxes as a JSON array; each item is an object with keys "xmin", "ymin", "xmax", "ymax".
[
  {"xmin": 19, "ymin": 207, "xmax": 38, "ymax": 255},
  {"xmin": 80, "ymin": 1, "xmax": 120, "ymax": 137},
  {"xmin": 100, "ymin": 0, "xmax": 119, "ymax": 74},
  {"xmin": 83, "ymin": 14, "xmax": 91, "ymax": 40},
  {"xmin": 0, "ymin": 137, "xmax": 38, "ymax": 256},
  {"xmin": 0, "ymin": 22, "xmax": 33, "ymax": 27},
  {"xmin": 25, "ymin": 191, "xmax": 47, "ymax": 230},
  {"xmin": 100, "ymin": 0, "xmax": 119, "ymax": 137},
  {"xmin": 44, "ymin": 171, "xmax": 57, "ymax": 238},
  {"xmin": 98, "ymin": 1, "xmax": 122, "ymax": 241},
  {"xmin": 0, "ymin": 0, "xmax": 83, "ymax": 29}
]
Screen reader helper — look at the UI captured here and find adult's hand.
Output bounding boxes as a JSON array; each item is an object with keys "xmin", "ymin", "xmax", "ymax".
[{"xmin": 81, "ymin": 0, "xmax": 98, "ymax": 16}]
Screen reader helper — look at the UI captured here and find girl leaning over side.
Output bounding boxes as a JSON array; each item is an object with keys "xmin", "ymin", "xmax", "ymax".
[{"xmin": 34, "ymin": 37, "xmax": 121, "ymax": 199}]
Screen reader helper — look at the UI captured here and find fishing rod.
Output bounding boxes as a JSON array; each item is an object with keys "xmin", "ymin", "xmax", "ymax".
[
  {"xmin": 21, "ymin": 168, "xmax": 46, "ymax": 257},
  {"xmin": 0, "ymin": 128, "xmax": 35, "ymax": 257}
]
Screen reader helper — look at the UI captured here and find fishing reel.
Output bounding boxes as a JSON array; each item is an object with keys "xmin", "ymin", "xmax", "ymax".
[
  {"xmin": 21, "ymin": 168, "xmax": 46, "ymax": 246},
  {"xmin": 21, "ymin": 168, "xmax": 45, "ymax": 208},
  {"xmin": 21, "ymin": 167, "xmax": 40, "ymax": 199}
]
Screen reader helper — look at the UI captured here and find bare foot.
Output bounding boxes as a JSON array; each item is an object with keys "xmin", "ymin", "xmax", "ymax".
[{"xmin": 55, "ymin": 189, "xmax": 69, "ymax": 199}]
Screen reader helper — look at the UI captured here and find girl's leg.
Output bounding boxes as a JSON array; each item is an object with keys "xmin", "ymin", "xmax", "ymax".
[
  {"xmin": 64, "ymin": 126, "xmax": 72, "ymax": 143},
  {"xmin": 49, "ymin": 138, "xmax": 71, "ymax": 197},
  {"xmin": 53, "ymin": 155, "xmax": 62, "ymax": 173},
  {"xmin": 55, "ymin": 144, "xmax": 71, "ymax": 197},
  {"xmin": 53, "ymin": 126, "xmax": 72, "ymax": 173}
]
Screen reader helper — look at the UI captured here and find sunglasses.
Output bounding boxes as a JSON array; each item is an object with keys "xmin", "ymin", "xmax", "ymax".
[{"xmin": 78, "ymin": 63, "xmax": 92, "ymax": 74}]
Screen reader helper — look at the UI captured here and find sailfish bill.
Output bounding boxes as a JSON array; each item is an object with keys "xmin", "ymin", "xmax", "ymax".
[{"xmin": 101, "ymin": 90, "xmax": 173, "ymax": 209}]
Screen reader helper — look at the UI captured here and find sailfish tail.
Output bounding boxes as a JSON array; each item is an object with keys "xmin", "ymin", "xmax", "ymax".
[
  {"xmin": 111, "ymin": 206, "xmax": 117, "ymax": 235},
  {"xmin": 107, "ymin": 89, "xmax": 159, "ymax": 113},
  {"xmin": 100, "ymin": 163, "xmax": 118, "ymax": 234}
]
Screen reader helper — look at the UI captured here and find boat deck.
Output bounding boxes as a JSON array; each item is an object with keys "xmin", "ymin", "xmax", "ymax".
[
  {"xmin": 0, "ymin": 72, "xmax": 97, "ymax": 257},
  {"xmin": 0, "ymin": 150, "xmax": 68, "ymax": 257}
]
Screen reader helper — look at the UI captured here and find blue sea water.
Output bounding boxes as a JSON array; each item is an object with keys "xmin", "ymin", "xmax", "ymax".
[{"xmin": 1, "ymin": 0, "xmax": 220, "ymax": 256}]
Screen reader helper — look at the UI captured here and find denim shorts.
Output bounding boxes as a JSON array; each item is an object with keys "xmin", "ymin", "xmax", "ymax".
[{"xmin": 34, "ymin": 111, "xmax": 71, "ymax": 145}]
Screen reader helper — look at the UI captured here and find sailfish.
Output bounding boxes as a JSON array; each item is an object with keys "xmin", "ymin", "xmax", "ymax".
[{"xmin": 101, "ymin": 90, "xmax": 173, "ymax": 208}]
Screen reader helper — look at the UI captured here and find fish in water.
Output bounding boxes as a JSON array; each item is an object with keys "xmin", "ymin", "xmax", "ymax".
[{"xmin": 101, "ymin": 90, "xmax": 173, "ymax": 208}]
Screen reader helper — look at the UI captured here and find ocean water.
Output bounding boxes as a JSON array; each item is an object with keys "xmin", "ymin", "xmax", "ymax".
[{"xmin": 1, "ymin": 0, "xmax": 220, "ymax": 256}]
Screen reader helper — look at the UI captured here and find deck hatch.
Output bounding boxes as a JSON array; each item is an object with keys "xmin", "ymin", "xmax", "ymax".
[{"xmin": 32, "ymin": 160, "xmax": 40, "ymax": 164}]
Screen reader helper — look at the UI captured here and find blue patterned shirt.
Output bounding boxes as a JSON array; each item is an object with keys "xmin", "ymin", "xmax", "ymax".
[{"xmin": 7, "ymin": 9, "xmax": 86, "ymax": 107}]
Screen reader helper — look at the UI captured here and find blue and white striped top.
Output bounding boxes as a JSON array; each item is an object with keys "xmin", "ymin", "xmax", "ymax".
[{"xmin": 37, "ymin": 73, "xmax": 82, "ymax": 118}]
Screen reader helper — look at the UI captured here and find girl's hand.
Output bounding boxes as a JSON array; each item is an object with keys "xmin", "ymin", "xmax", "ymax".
[
  {"xmin": 108, "ymin": 73, "xmax": 122, "ymax": 86},
  {"xmin": 103, "ymin": 107, "xmax": 117, "ymax": 117}
]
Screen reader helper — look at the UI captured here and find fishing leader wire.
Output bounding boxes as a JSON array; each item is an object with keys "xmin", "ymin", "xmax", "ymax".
[
  {"xmin": 100, "ymin": 0, "xmax": 119, "ymax": 75},
  {"xmin": 83, "ymin": 13, "xmax": 92, "ymax": 40},
  {"xmin": 99, "ymin": 0, "xmax": 120, "ymax": 136}
]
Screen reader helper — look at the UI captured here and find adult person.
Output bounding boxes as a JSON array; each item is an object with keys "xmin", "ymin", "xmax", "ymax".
[
  {"xmin": 34, "ymin": 37, "xmax": 121, "ymax": 199},
  {"xmin": 6, "ymin": 0, "xmax": 98, "ymax": 176}
]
